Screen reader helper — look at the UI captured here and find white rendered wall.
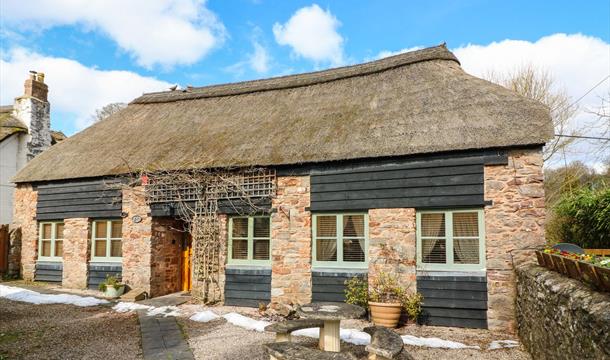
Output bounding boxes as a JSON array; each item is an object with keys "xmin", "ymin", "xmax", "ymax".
[{"xmin": 0, "ymin": 133, "xmax": 27, "ymax": 224}]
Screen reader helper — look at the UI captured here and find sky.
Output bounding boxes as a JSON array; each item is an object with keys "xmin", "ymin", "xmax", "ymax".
[{"xmin": 1, "ymin": 0, "xmax": 609, "ymax": 169}]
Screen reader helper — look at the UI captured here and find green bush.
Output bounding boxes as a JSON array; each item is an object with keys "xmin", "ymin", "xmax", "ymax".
[
  {"xmin": 344, "ymin": 276, "xmax": 368, "ymax": 309},
  {"xmin": 547, "ymin": 186, "xmax": 610, "ymax": 248}
]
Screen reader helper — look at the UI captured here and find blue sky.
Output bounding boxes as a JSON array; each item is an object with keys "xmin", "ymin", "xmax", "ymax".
[{"xmin": 1, "ymin": 0, "xmax": 609, "ymax": 167}]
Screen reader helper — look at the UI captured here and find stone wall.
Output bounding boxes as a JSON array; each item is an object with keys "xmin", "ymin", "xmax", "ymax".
[
  {"xmin": 368, "ymin": 208, "xmax": 416, "ymax": 291},
  {"xmin": 150, "ymin": 218, "xmax": 183, "ymax": 297},
  {"xmin": 484, "ymin": 148, "xmax": 545, "ymax": 332},
  {"xmin": 121, "ymin": 186, "xmax": 153, "ymax": 294},
  {"xmin": 62, "ymin": 218, "xmax": 89, "ymax": 288},
  {"xmin": 12, "ymin": 184, "xmax": 37, "ymax": 281},
  {"xmin": 516, "ymin": 264, "xmax": 610, "ymax": 359},
  {"xmin": 7, "ymin": 226, "xmax": 22, "ymax": 276},
  {"xmin": 270, "ymin": 176, "xmax": 312, "ymax": 307}
]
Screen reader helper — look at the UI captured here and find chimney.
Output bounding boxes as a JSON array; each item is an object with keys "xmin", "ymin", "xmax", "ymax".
[{"xmin": 13, "ymin": 71, "xmax": 51, "ymax": 160}]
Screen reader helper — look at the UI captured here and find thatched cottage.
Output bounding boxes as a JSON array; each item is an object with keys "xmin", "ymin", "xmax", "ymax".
[{"xmin": 10, "ymin": 45, "xmax": 552, "ymax": 332}]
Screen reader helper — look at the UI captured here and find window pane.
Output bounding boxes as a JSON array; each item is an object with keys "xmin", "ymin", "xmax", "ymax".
[
  {"xmin": 343, "ymin": 215, "xmax": 364, "ymax": 237},
  {"xmin": 253, "ymin": 217, "xmax": 270, "ymax": 238},
  {"xmin": 95, "ymin": 240, "xmax": 107, "ymax": 257},
  {"xmin": 110, "ymin": 240, "xmax": 122, "ymax": 257},
  {"xmin": 454, "ymin": 238, "xmax": 479, "ymax": 264},
  {"xmin": 41, "ymin": 240, "xmax": 51, "ymax": 257},
  {"xmin": 42, "ymin": 224, "xmax": 52, "ymax": 239},
  {"xmin": 316, "ymin": 216, "xmax": 337, "ymax": 237},
  {"xmin": 111, "ymin": 221, "xmax": 122, "ymax": 238},
  {"xmin": 421, "ymin": 213, "xmax": 445, "ymax": 237},
  {"xmin": 54, "ymin": 240, "xmax": 63, "ymax": 257},
  {"xmin": 253, "ymin": 239, "xmax": 270, "ymax": 260},
  {"xmin": 316, "ymin": 239, "xmax": 337, "ymax": 261},
  {"xmin": 95, "ymin": 221, "xmax": 107, "ymax": 238},
  {"xmin": 55, "ymin": 223, "xmax": 65, "ymax": 239},
  {"xmin": 343, "ymin": 238, "xmax": 365, "ymax": 262},
  {"xmin": 232, "ymin": 239, "xmax": 248, "ymax": 260},
  {"xmin": 453, "ymin": 212, "xmax": 479, "ymax": 237},
  {"xmin": 232, "ymin": 218, "xmax": 248, "ymax": 238},
  {"xmin": 422, "ymin": 239, "xmax": 446, "ymax": 263}
]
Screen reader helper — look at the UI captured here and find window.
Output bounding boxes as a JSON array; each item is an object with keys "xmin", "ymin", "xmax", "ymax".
[
  {"xmin": 91, "ymin": 220, "xmax": 123, "ymax": 261},
  {"xmin": 312, "ymin": 213, "xmax": 368, "ymax": 268},
  {"xmin": 38, "ymin": 222, "xmax": 64, "ymax": 260},
  {"xmin": 228, "ymin": 216, "xmax": 271, "ymax": 265},
  {"xmin": 417, "ymin": 209, "xmax": 485, "ymax": 271}
]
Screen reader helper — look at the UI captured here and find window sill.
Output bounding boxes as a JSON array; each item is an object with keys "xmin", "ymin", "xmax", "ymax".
[{"xmin": 37, "ymin": 258, "xmax": 62, "ymax": 263}]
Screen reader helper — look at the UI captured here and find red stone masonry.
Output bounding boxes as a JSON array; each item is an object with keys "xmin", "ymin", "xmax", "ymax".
[
  {"xmin": 270, "ymin": 176, "xmax": 312, "ymax": 306},
  {"xmin": 12, "ymin": 184, "xmax": 37, "ymax": 281},
  {"xmin": 368, "ymin": 208, "xmax": 417, "ymax": 291},
  {"xmin": 150, "ymin": 217, "xmax": 183, "ymax": 297},
  {"xmin": 62, "ymin": 218, "xmax": 89, "ymax": 288},
  {"xmin": 484, "ymin": 148, "xmax": 545, "ymax": 333}
]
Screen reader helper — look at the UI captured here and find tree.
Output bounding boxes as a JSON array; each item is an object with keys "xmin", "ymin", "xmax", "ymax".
[
  {"xmin": 486, "ymin": 65, "xmax": 579, "ymax": 161},
  {"xmin": 91, "ymin": 102, "xmax": 127, "ymax": 123}
]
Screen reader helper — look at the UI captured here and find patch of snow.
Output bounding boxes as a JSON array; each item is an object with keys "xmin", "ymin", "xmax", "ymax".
[
  {"xmin": 292, "ymin": 327, "xmax": 320, "ymax": 338},
  {"xmin": 222, "ymin": 312, "xmax": 271, "ymax": 332},
  {"xmin": 0, "ymin": 284, "xmax": 108, "ymax": 307},
  {"xmin": 147, "ymin": 305, "xmax": 182, "ymax": 317},
  {"xmin": 488, "ymin": 340, "xmax": 519, "ymax": 350},
  {"xmin": 401, "ymin": 335, "xmax": 480, "ymax": 349},
  {"xmin": 190, "ymin": 310, "xmax": 220, "ymax": 323},
  {"xmin": 112, "ymin": 302, "xmax": 152, "ymax": 313}
]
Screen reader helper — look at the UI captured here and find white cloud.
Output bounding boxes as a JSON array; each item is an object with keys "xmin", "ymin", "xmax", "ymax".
[
  {"xmin": 1, "ymin": 47, "xmax": 172, "ymax": 131},
  {"xmin": 376, "ymin": 34, "xmax": 610, "ymax": 167},
  {"xmin": 224, "ymin": 40, "xmax": 271, "ymax": 76},
  {"xmin": 1, "ymin": 0, "xmax": 226, "ymax": 69},
  {"xmin": 273, "ymin": 4, "xmax": 344, "ymax": 66}
]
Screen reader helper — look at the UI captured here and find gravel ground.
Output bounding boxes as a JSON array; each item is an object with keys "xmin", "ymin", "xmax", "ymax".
[
  {"xmin": 0, "ymin": 298, "xmax": 142, "ymax": 360},
  {"xmin": 179, "ymin": 305, "xmax": 531, "ymax": 360}
]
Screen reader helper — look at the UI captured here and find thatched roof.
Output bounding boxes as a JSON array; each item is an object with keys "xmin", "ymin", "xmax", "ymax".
[
  {"xmin": 14, "ymin": 45, "xmax": 553, "ymax": 183},
  {"xmin": 0, "ymin": 105, "xmax": 27, "ymax": 142}
]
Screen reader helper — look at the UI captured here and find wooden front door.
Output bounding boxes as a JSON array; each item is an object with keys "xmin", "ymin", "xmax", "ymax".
[{"xmin": 181, "ymin": 235, "xmax": 192, "ymax": 292}]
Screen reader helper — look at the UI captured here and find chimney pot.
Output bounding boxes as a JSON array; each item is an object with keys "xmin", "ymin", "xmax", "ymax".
[{"xmin": 23, "ymin": 71, "xmax": 48, "ymax": 102}]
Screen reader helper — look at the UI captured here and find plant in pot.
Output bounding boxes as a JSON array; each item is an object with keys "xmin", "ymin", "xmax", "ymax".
[
  {"xmin": 99, "ymin": 275, "xmax": 125, "ymax": 298},
  {"xmin": 368, "ymin": 272, "xmax": 419, "ymax": 328}
]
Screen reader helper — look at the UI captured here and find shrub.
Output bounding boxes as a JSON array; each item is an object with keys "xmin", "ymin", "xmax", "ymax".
[
  {"xmin": 344, "ymin": 276, "xmax": 369, "ymax": 309},
  {"xmin": 402, "ymin": 292, "xmax": 423, "ymax": 321},
  {"xmin": 547, "ymin": 186, "xmax": 610, "ymax": 249},
  {"xmin": 98, "ymin": 275, "xmax": 122, "ymax": 292}
]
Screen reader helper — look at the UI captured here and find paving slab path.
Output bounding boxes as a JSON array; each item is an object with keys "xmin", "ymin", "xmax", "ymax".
[{"xmin": 138, "ymin": 310, "xmax": 195, "ymax": 360}]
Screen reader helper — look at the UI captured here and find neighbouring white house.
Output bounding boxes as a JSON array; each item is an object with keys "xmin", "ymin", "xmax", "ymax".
[{"xmin": 0, "ymin": 72, "xmax": 65, "ymax": 225}]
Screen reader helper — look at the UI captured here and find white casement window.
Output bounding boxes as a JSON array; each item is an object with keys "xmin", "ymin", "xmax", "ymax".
[
  {"xmin": 38, "ymin": 222, "xmax": 64, "ymax": 260},
  {"xmin": 416, "ymin": 209, "xmax": 485, "ymax": 271},
  {"xmin": 228, "ymin": 216, "xmax": 271, "ymax": 265},
  {"xmin": 91, "ymin": 220, "xmax": 123, "ymax": 262},
  {"xmin": 312, "ymin": 213, "xmax": 368, "ymax": 269}
]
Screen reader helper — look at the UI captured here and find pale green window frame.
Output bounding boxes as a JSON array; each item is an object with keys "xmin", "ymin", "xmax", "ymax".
[
  {"xmin": 312, "ymin": 213, "xmax": 369, "ymax": 269},
  {"xmin": 90, "ymin": 219, "xmax": 123, "ymax": 262},
  {"xmin": 38, "ymin": 221, "xmax": 64, "ymax": 261},
  {"xmin": 416, "ymin": 209, "xmax": 486, "ymax": 271},
  {"xmin": 227, "ymin": 216, "xmax": 271, "ymax": 266}
]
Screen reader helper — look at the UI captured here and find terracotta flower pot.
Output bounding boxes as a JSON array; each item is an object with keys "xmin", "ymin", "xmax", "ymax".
[
  {"xmin": 369, "ymin": 302, "xmax": 402, "ymax": 328},
  {"xmin": 535, "ymin": 251, "xmax": 546, "ymax": 267}
]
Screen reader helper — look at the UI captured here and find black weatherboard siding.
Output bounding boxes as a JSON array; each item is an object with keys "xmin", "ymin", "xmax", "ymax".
[
  {"xmin": 417, "ymin": 274, "xmax": 488, "ymax": 329},
  {"xmin": 312, "ymin": 270, "xmax": 367, "ymax": 302},
  {"xmin": 308, "ymin": 151, "xmax": 507, "ymax": 211},
  {"xmin": 34, "ymin": 262, "xmax": 62, "ymax": 282},
  {"xmin": 88, "ymin": 263, "xmax": 122, "ymax": 290},
  {"xmin": 36, "ymin": 179, "xmax": 122, "ymax": 220},
  {"xmin": 224, "ymin": 267, "xmax": 271, "ymax": 307},
  {"xmin": 150, "ymin": 198, "xmax": 272, "ymax": 217}
]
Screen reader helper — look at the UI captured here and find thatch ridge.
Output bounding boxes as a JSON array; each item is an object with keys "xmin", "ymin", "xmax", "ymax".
[
  {"xmin": 0, "ymin": 106, "xmax": 28, "ymax": 142},
  {"xmin": 13, "ymin": 45, "xmax": 553, "ymax": 183},
  {"xmin": 134, "ymin": 45, "xmax": 459, "ymax": 104}
]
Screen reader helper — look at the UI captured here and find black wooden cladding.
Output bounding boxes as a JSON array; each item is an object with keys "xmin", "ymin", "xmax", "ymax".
[
  {"xmin": 310, "ymin": 155, "xmax": 493, "ymax": 211},
  {"xmin": 224, "ymin": 267, "xmax": 271, "ymax": 307},
  {"xmin": 312, "ymin": 270, "xmax": 367, "ymax": 302},
  {"xmin": 88, "ymin": 263, "xmax": 122, "ymax": 290},
  {"xmin": 35, "ymin": 262, "xmax": 62, "ymax": 283},
  {"xmin": 36, "ymin": 179, "xmax": 122, "ymax": 220},
  {"xmin": 416, "ymin": 274, "xmax": 488, "ymax": 329},
  {"xmin": 150, "ymin": 198, "xmax": 272, "ymax": 217}
]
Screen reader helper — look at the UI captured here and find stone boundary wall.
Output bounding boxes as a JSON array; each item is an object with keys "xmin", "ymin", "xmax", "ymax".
[{"xmin": 516, "ymin": 264, "xmax": 610, "ymax": 359}]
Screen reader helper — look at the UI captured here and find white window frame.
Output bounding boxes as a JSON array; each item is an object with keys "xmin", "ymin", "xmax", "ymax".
[
  {"xmin": 416, "ymin": 209, "xmax": 486, "ymax": 271},
  {"xmin": 227, "ymin": 216, "xmax": 271, "ymax": 266},
  {"xmin": 90, "ymin": 219, "xmax": 123, "ymax": 262},
  {"xmin": 312, "ymin": 213, "xmax": 369, "ymax": 269},
  {"xmin": 38, "ymin": 221, "xmax": 64, "ymax": 261}
]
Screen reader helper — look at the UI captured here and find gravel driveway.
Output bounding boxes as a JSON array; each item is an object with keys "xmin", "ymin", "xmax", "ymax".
[{"xmin": 0, "ymin": 298, "xmax": 142, "ymax": 360}]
